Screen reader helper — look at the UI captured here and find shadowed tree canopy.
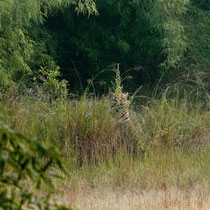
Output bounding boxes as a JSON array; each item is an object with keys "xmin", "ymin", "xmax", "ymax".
[
  {"xmin": 0, "ymin": 0, "xmax": 209, "ymax": 92},
  {"xmin": 0, "ymin": 0, "xmax": 97, "ymax": 89}
]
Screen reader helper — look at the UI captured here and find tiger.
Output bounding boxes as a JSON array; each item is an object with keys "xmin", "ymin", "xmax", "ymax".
[
  {"xmin": 110, "ymin": 92, "xmax": 132, "ymax": 127},
  {"xmin": 110, "ymin": 91, "xmax": 145, "ymax": 158}
]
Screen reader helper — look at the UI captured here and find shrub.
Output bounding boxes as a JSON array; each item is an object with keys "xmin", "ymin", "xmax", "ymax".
[{"xmin": 0, "ymin": 125, "xmax": 71, "ymax": 209}]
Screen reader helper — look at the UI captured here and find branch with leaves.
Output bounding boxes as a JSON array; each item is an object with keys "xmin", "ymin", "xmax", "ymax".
[{"xmin": 0, "ymin": 125, "xmax": 71, "ymax": 209}]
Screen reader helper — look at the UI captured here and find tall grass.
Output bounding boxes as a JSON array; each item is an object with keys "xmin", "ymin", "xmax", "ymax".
[
  {"xmin": 1, "ymin": 86, "xmax": 209, "ymax": 159},
  {"xmin": 1, "ymin": 84, "xmax": 209, "ymax": 192}
]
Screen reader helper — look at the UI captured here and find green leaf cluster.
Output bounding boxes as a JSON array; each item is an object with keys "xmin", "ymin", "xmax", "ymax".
[
  {"xmin": 0, "ymin": 125, "xmax": 70, "ymax": 209},
  {"xmin": 40, "ymin": 66, "xmax": 68, "ymax": 99},
  {"xmin": 0, "ymin": 0, "xmax": 97, "ymax": 90}
]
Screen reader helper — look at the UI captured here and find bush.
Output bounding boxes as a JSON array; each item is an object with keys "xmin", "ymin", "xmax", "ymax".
[{"xmin": 0, "ymin": 125, "xmax": 71, "ymax": 209}]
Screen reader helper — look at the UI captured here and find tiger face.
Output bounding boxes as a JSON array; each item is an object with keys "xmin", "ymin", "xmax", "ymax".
[
  {"xmin": 110, "ymin": 92, "xmax": 129, "ymax": 108},
  {"xmin": 119, "ymin": 92, "xmax": 128, "ymax": 105}
]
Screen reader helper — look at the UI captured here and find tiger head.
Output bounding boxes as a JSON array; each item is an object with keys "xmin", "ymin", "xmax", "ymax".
[{"xmin": 110, "ymin": 92, "xmax": 129, "ymax": 108}]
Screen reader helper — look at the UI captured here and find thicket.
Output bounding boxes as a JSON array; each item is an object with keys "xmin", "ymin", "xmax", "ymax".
[
  {"xmin": 0, "ymin": 0, "xmax": 97, "ymax": 90},
  {"xmin": 0, "ymin": 0, "xmax": 209, "ymax": 92},
  {"xmin": 0, "ymin": 125, "xmax": 72, "ymax": 209}
]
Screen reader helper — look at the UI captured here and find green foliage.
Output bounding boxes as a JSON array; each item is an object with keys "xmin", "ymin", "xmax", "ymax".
[
  {"xmin": 44, "ymin": 0, "xmax": 209, "ymax": 92},
  {"xmin": 111, "ymin": 64, "xmax": 141, "ymax": 107},
  {"xmin": 111, "ymin": 64, "xmax": 124, "ymax": 103},
  {"xmin": 39, "ymin": 66, "xmax": 68, "ymax": 99},
  {"xmin": 0, "ymin": 0, "xmax": 97, "ymax": 90},
  {"xmin": 75, "ymin": 0, "xmax": 98, "ymax": 16},
  {"xmin": 148, "ymin": 0, "xmax": 190, "ymax": 69},
  {"xmin": 181, "ymin": 0, "xmax": 210, "ymax": 71},
  {"xmin": 47, "ymin": 0, "xmax": 162, "ymax": 90},
  {"xmin": 0, "ymin": 125, "xmax": 71, "ymax": 209},
  {"xmin": 1, "ymin": 0, "xmax": 209, "ymax": 92}
]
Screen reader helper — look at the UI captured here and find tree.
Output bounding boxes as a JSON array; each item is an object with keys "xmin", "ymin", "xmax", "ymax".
[
  {"xmin": 1, "ymin": 0, "xmax": 209, "ymax": 92},
  {"xmin": 0, "ymin": 0, "xmax": 97, "ymax": 90}
]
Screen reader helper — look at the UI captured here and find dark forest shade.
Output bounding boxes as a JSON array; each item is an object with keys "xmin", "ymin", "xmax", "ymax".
[{"xmin": 0, "ymin": 0, "xmax": 209, "ymax": 93}]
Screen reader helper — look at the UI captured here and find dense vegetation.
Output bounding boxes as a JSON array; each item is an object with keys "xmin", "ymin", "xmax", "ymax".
[
  {"xmin": 0, "ymin": 0, "xmax": 209, "ymax": 92},
  {"xmin": 1, "ymin": 83, "xmax": 209, "ymax": 208},
  {"xmin": 0, "ymin": 126, "xmax": 70, "ymax": 209},
  {"xmin": 0, "ymin": 0, "xmax": 210, "ymax": 209}
]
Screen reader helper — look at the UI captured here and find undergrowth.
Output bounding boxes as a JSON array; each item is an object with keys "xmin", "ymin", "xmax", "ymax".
[{"xmin": 0, "ymin": 84, "xmax": 209, "ymax": 190}]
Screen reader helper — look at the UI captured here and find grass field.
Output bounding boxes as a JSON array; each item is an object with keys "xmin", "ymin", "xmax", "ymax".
[{"xmin": 0, "ymin": 87, "xmax": 209, "ymax": 209}]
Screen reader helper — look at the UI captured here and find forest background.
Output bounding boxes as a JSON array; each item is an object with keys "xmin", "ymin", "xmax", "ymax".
[{"xmin": 0, "ymin": 0, "xmax": 209, "ymax": 93}]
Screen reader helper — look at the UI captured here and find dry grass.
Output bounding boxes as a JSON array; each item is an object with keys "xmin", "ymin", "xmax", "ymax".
[
  {"xmin": 55, "ymin": 187, "xmax": 210, "ymax": 210},
  {"xmin": 52, "ymin": 145, "xmax": 210, "ymax": 210},
  {"xmin": 2, "ymin": 93, "xmax": 209, "ymax": 163},
  {"xmin": 1, "ymin": 89, "xmax": 210, "ymax": 210}
]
